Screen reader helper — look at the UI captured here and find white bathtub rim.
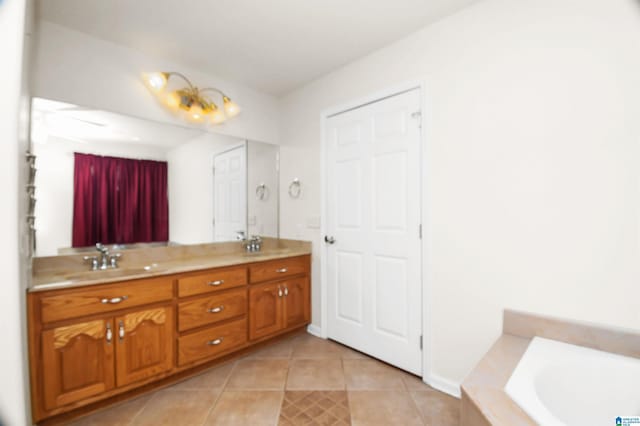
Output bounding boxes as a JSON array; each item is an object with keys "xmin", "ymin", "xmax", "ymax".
[
  {"xmin": 505, "ymin": 336, "xmax": 640, "ymax": 426},
  {"xmin": 505, "ymin": 337, "xmax": 566, "ymax": 426}
]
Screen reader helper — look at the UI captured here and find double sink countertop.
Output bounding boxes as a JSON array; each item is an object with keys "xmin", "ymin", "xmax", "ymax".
[{"xmin": 30, "ymin": 238, "xmax": 312, "ymax": 292}]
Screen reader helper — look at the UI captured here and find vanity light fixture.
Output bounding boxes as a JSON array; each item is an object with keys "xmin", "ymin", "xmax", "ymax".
[{"xmin": 143, "ymin": 71, "xmax": 241, "ymax": 124}]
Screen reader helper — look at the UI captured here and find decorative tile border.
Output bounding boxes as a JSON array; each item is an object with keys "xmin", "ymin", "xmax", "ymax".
[{"xmin": 279, "ymin": 391, "xmax": 351, "ymax": 426}]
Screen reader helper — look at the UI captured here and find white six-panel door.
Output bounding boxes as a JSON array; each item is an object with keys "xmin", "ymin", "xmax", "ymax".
[
  {"xmin": 213, "ymin": 143, "xmax": 247, "ymax": 241},
  {"xmin": 325, "ymin": 89, "xmax": 422, "ymax": 374}
]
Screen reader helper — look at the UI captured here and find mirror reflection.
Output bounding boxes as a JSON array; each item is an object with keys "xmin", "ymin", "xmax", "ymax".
[{"xmin": 31, "ymin": 97, "xmax": 279, "ymax": 257}]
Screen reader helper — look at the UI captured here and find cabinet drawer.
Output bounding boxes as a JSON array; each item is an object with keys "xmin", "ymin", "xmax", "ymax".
[
  {"xmin": 249, "ymin": 256, "xmax": 310, "ymax": 283},
  {"xmin": 178, "ymin": 289, "xmax": 247, "ymax": 332},
  {"xmin": 178, "ymin": 318, "xmax": 247, "ymax": 366},
  {"xmin": 178, "ymin": 267, "xmax": 247, "ymax": 297},
  {"xmin": 40, "ymin": 277, "xmax": 173, "ymax": 323}
]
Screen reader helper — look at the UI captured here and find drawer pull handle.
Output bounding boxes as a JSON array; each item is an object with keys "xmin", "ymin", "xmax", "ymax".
[
  {"xmin": 208, "ymin": 305, "xmax": 224, "ymax": 314},
  {"xmin": 101, "ymin": 295, "xmax": 129, "ymax": 304},
  {"xmin": 118, "ymin": 320, "xmax": 125, "ymax": 341},
  {"xmin": 276, "ymin": 268, "xmax": 288, "ymax": 273},
  {"xmin": 278, "ymin": 285, "xmax": 283, "ymax": 298},
  {"xmin": 284, "ymin": 286, "xmax": 289, "ymax": 296},
  {"xmin": 207, "ymin": 338, "xmax": 223, "ymax": 346},
  {"xmin": 105, "ymin": 323, "xmax": 113, "ymax": 343},
  {"xmin": 209, "ymin": 280, "xmax": 225, "ymax": 286}
]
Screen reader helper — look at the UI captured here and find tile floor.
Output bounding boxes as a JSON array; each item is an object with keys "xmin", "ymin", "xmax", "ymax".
[{"xmin": 69, "ymin": 333, "xmax": 459, "ymax": 426}]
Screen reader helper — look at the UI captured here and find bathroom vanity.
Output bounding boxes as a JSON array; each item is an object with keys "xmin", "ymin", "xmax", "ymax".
[{"xmin": 27, "ymin": 239, "xmax": 311, "ymax": 424}]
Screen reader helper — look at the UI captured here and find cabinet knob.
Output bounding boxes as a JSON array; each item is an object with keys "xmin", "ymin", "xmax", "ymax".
[
  {"xmin": 207, "ymin": 338, "xmax": 223, "ymax": 346},
  {"xmin": 278, "ymin": 285, "xmax": 283, "ymax": 297},
  {"xmin": 284, "ymin": 286, "xmax": 289, "ymax": 296}
]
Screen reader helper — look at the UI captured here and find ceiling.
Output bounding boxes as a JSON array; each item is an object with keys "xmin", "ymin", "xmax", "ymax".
[
  {"xmin": 37, "ymin": 0, "xmax": 479, "ymax": 95},
  {"xmin": 32, "ymin": 98, "xmax": 203, "ymax": 148}
]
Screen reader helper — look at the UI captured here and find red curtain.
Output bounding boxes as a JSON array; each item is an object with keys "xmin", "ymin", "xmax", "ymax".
[{"xmin": 72, "ymin": 153, "xmax": 169, "ymax": 247}]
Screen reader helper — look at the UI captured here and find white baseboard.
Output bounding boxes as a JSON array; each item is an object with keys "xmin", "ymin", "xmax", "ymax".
[
  {"xmin": 306, "ymin": 324, "xmax": 323, "ymax": 338},
  {"xmin": 424, "ymin": 373, "xmax": 461, "ymax": 399}
]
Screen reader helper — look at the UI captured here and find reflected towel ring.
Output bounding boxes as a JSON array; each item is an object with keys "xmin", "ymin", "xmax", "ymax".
[
  {"xmin": 288, "ymin": 178, "xmax": 301, "ymax": 199},
  {"xmin": 255, "ymin": 183, "xmax": 267, "ymax": 200}
]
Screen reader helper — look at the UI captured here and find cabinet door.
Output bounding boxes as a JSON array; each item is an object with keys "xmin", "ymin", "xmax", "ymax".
[
  {"xmin": 115, "ymin": 306, "xmax": 174, "ymax": 387},
  {"xmin": 41, "ymin": 318, "xmax": 115, "ymax": 411},
  {"xmin": 283, "ymin": 277, "xmax": 310, "ymax": 328},
  {"xmin": 249, "ymin": 282, "xmax": 283, "ymax": 340}
]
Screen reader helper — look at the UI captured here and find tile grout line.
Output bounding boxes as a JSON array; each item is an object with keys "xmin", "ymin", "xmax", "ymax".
[
  {"xmin": 127, "ymin": 400, "xmax": 147, "ymax": 426},
  {"xmin": 198, "ymin": 360, "xmax": 237, "ymax": 426},
  {"xmin": 128, "ymin": 389, "xmax": 162, "ymax": 426},
  {"xmin": 340, "ymin": 356, "xmax": 353, "ymax": 426},
  {"xmin": 274, "ymin": 339, "xmax": 296, "ymax": 424},
  {"xmin": 406, "ymin": 385, "xmax": 428, "ymax": 426},
  {"xmin": 267, "ymin": 336, "xmax": 297, "ymax": 425}
]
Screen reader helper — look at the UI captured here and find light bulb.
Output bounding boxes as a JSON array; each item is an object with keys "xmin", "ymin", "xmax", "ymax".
[
  {"xmin": 189, "ymin": 104, "xmax": 204, "ymax": 122},
  {"xmin": 165, "ymin": 91, "xmax": 181, "ymax": 109},
  {"xmin": 211, "ymin": 108, "xmax": 227, "ymax": 124},
  {"xmin": 145, "ymin": 72, "xmax": 168, "ymax": 92},
  {"xmin": 223, "ymin": 96, "xmax": 241, "ymax": 117}
]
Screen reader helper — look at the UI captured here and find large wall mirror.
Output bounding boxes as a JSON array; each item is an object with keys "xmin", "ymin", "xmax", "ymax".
[{"xmin": 30, "ymin": 97, "xmax": 279, "ymax": 257}]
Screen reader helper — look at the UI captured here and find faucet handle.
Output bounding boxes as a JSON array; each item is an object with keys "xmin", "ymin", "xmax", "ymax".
[
  {"xmin": 96, "ymin": 242, "xmax": 109, "ymax": 254},
  {"xmin": 109, "ymin": 253, "xmax": 122, "ymax": 269},
  {"xmin": 83, "ymin": 255, "xmax": 99, "ymax": 271}
]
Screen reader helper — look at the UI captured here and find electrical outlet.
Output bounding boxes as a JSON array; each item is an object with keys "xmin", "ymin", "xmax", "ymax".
[{"xmin": 306, "ymin": 216, "xmax": 321, "ymax": 229}]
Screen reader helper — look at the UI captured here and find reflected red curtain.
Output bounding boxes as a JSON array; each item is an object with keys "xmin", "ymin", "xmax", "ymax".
[{"xmin": 72, "ymin": 153, "xmax": 168, "ymax": 247}]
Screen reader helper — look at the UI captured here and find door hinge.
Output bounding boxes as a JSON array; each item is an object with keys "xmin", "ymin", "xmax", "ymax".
[
  {"xmin": 418, "ymin": 224, "xmax": 422, "ymax": 239},
  {"xmin": 419, "ymin": 335, "xmax": 423, "ymax": 350},
  {"xmin": 411, "ymin": 111, "xmax": 422, "ymax": 128}
]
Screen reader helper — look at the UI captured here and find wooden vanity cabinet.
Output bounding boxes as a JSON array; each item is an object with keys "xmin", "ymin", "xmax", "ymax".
[
  {"xmin": 283, "ymin": 277, "xmax": 311, "ymax": 328},
  {"xmin": 30, "ymin": 277, "xmax": 175, "ymax": 419},
  {"xmin": 248, "ymin": 256, "xmax": 311, "ymax": 340},
  {"xmin": 115, "ymin": 306, "xmax": 174, "ymax": 386},
  {"xmin": 39, "ymin": 305, "xmax": 174, "ymax": 411},
  {"xmin": 249, "ymin": 282, "xmax": 285, "ymax": 340},
  {"xmin": 41, "ymin": 317, "xmax": 115, "ymax": 411},
  {"xmin": 29, "ymin": 254, "xmax": 311, "ymax": 424}
]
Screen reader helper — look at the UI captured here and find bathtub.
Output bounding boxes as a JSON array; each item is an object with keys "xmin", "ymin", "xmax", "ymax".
[{"xmin": 505, "ymin": 337, "xmax": 640, "ymax": 426}]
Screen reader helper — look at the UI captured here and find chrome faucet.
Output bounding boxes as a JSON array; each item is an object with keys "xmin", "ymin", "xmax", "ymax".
[
  {"xmin": 244, "ymin": 235, "xmax": 263, "ymax": 253},
  {"xmin": 96, "ymin": 243, "xmax": 111, "ymax": 269},
  {"xmin": 83, "ymin": 243, "xmax": 122, "ymax": 271}
]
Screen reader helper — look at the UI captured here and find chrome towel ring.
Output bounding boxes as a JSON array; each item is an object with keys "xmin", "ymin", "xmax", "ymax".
[
  {"xmin": 255, "ymin": 183, "xmax": 267, "ymax": 200},
  {"xmin": 288, "ymin": 178, "xmax": 301, "ymax": 199}
]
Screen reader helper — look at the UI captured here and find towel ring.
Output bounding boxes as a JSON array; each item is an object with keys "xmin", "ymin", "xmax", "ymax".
[
  {"xmin": 255, "ymin": 183, "xmax": 267, "ymax": 200},
  {"xmin": 288, "ymin": 178, "xmax": 301, "ymax": 199}
]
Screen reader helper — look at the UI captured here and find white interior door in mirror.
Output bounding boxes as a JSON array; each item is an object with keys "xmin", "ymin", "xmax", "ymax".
[
  {"xmin": 213, "ymin": 143, "xmax": 247, "ymax": 241},
  {"xmin": 325, "ymin": 88, "xmax": 422, "ymax": 375}
]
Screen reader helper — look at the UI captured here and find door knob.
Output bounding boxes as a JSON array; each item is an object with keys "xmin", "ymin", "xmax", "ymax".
[{"xmin": 324, "ymin": 236, "xmax": 336, "ymax": 244}]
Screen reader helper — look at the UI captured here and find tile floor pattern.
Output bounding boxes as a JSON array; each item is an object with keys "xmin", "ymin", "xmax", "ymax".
[{"xmin": 69, "ymin": 333, "xmax": 459, "ymax": 426}]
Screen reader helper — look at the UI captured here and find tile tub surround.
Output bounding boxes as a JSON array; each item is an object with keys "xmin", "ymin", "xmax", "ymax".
[
  {"xmin": 460, "ymin": 335, "xmax": 535, "ymax": 426},
  {"xmin": 31, "ymin": 238, "xmax": 311, "ymax": 291},
  {"xmin": 503, "ymin": 309, "xmax": 640, "ymax": 359},
  {"xmin": 69, "ymin": 333, "xmax": 460, "ymax": 426},
  {"xmin": 461, "ymin": 310, "xmax": 640, "ymax": 425}
]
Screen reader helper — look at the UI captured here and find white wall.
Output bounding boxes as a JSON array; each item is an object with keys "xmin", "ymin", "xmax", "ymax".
[
  {"xmin": 0, "ymin": 0, "xmax": 30, "ymax": 423},
  {"xmin": 167, "ymin": 133, "xmax": 243, "ymax": 244},
  {"xmin": 33, "ymin": 21, "xmax": 280, "ymax": 145},
  {"xmin": 247, "ymin": 142, "xmax": 279, "ymax": 238},
  {"xmin": 33, "ymin": 136, "xmax": 170, "ymax": 257},
  {"xmin": 279, "ymin": 0, "xmax": 640, "ymax": 391}
]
